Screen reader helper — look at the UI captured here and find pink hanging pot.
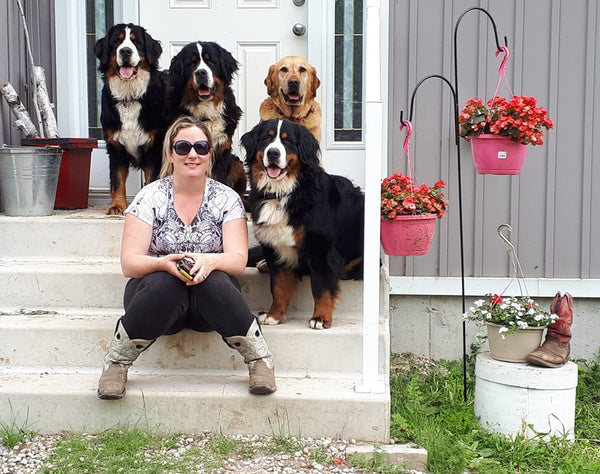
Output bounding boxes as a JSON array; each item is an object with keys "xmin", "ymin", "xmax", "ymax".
[
  {"xmin": 380, "ymin": 214, "xmax": 437, "ymax": 256},
  {"xmin": 469, "ymin": 134, "xmax": 528, "ymax": 175}
]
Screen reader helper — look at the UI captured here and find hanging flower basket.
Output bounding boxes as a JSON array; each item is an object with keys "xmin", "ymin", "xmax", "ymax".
[
  {"xmin": 458, "ymin": 47, "xmax": 554, "ymax": 175},
  {"xmin": 380, "ymin": 214, "xmax": 437, "ymax": 256},
  {"xmin": 486, "ymin": 322, "xmax": 545, "ymax": 363},
  {"xmin": 380, "ymin": 120, "xmax": 448, "ymax": 256},
  {"xmin": 469, "ymin": 134, "xmax": 528, "ymax": 175}
]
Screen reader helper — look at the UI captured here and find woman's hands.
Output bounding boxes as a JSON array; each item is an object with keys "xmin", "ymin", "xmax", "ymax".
[{"xmin": 170, "ymin": 252, "xmax": 219, "ymax": 286}]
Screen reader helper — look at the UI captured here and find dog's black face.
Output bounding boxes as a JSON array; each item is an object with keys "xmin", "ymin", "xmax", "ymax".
[
  {"xmin": 94, "ymin": 23, "xmax": 162, "ymax": 78},
  {"xmin": 169, "ymin": 42, "xmax": 239, "ymax": 103},
  {"xmin": 241, "ymin": 119, "xmax": 321, "ymax": 196}
]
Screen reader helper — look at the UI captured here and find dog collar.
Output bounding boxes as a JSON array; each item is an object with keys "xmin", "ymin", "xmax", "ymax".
[{"xmin": 275, "ymin": 105, "xmax": 314, "ymax": 121}]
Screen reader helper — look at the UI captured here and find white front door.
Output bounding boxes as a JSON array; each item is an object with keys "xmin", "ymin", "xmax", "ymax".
[{"xmin": 140, "ymin": 0, "xmax": 309, "ymax": 158}]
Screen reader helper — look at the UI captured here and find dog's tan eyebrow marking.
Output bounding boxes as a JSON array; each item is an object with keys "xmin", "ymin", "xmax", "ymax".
[
  {"xmin": 281, "ymin": 132, "xmax": 288, "ymax": 139},
  {"xmin": 118, "ymin": 33, "xmax": 125, "ymax": 40},
  {"xmin": 268, "ymin": 129, "xmax": 276, "ymax": 137}
]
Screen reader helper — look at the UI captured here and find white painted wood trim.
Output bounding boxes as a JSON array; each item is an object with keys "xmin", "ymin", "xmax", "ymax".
[
  {"xmin": 389, "ymin": 276, "xmax": 600, "ymax": 298},
  {"xmin": 54, "ymin": 0, "xmax": 88, "ymax": 137}
]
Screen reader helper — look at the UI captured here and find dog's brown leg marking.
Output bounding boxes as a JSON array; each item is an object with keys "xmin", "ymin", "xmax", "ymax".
[
  {"xmin": 263, "ymin": 269, "xmax": 299, "ymax": 324},
  {"xmin": 143, "ymin": 168, "xmax": 154, "ymax": 186},
  {"xmin": 309, "ymin": 290, "xmax": 337, "ymax": 329},
  {"xmin": 107, "ymin": 167, "xmax": 129, "ymax": 215},
  {"xmin": 344, "ymin": 257, "xmax": 363, "ymax": 276}
]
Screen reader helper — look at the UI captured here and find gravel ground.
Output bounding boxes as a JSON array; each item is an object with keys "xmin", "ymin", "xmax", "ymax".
[{"xmin": 0, "ymin": 433, "xmax": 425, "ymax": 473}]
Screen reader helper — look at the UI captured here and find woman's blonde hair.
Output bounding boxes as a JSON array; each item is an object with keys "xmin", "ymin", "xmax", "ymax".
[{"xmin": 159, "ymin": 115, "xmax": 213, "ymax": 178}]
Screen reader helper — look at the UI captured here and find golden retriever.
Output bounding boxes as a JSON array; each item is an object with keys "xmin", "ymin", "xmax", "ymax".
[{"xmin": 259, "ymin": 56, "xmax": 322, "ymax": 142}]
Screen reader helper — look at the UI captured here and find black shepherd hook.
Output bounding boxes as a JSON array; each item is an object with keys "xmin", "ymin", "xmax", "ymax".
[
  {"xmin": 400, "ymin": 74, "xmax": 460, "ymax": 145},
  {"xmin": 399, "ymin": 74, "xmax": 467, "ymax": 399},
  {"xmin": 453, "ymin": 7, "xmax": 508, "ymax": 103},
  {"xmin": 452, "ymin": 7, "xmax": 507, "ymax": 402}
]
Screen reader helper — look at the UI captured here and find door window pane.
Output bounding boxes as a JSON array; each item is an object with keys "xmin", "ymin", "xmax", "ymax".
[
  {"xmin": 334, "ymin": 0, "xmax": 363, "ymax": 142},
  {"xmin": 86, "ymin": 0, "xmax": 114, "ymax": 139}
]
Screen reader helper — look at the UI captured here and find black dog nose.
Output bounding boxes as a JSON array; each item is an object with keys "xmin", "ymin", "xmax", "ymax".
[
  {"xmin": 120, "ymin": 47, "xmax": 133, "ymax": 57},
  {"xmin": 288, "ymin": 79, "xmax": 300, "ymax": 88},
  {"xmin": 267, "ymin": 148, "xmax": 280, "ymax": 161},
  {"xmin": 195, "ymin": 69, "xmax": 208, "ymax": 78}
]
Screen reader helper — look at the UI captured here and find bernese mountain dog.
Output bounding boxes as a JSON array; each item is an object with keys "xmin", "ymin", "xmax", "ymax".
[
  {"xmin": 166, "ymin": 41, "xmax": 247, "ymax": 203},
  {"xmin": 241, "ymin": 119, "xmax": 364, "ymax": 329},
  {"xmin": 94, "ymin": 23, "xmax": 167, "ymax": 215}
]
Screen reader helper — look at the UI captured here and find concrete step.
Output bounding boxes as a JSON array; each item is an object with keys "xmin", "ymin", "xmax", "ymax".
[
  {"xmin": 0, "ymin": 368, "xmax": 389, "ymax": 441},
  {"xmin": 0, "ymin": 208, "xmax": 124, "ymax": 260},
  {"xmin": 0, "ymin": 312, "xmax": 388, "ymax": 377},
  {"xmin": 0, "ymin": 206, "xmax": 259, "ymax": 260},
  {"xmin": 0, "ymin": 262, "xmax": 364, "ymax": 314},
  {"xmin": 0, "ymin": 207, "xmax": 390, "ymax": 442}
]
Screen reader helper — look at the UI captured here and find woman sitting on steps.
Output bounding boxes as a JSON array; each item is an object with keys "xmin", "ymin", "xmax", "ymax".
[{"xmin": 97, "ymin": 115, "xmax": 276, "ymax": 399}]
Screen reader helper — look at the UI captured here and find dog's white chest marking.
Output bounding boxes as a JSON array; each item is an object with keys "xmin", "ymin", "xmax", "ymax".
[
  {"xmin": 113, "ymin": 101, "xmax": 151, "ymax": 161},
  {"xmin": 254, "ymin": 198, "xmax": 299, "ymax": 267},
  {"xmin": 108, "ymin": 69, "xmax": 152, "ymax": 161},
  {"xmin": 185, "ymin": 101, "xmax": 228, "ymax": 148}
]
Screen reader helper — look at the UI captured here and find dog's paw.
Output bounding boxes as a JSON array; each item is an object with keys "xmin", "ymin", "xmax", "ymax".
[
  {"xmin": 106, "ymin": 205, "xmax": 125, "ymax": 216},
  {"xmin": 258, "ymin": 311, "xmax": 286, "ymax": 325},
  {"xmin": 309, "ymin": 316, "xmax": 332, "ymax": 330},
  {"xmin": 256, "ymin": 259, "xmax": 270, "ymax": 273}
]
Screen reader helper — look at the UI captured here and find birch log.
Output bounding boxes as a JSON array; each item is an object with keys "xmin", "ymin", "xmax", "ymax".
[
  {"xmin": 33, "ymin": 66, "xmax": 59, "ymax": 138},
  {"xmin": 15, "ymin": 0, "xmax": 43, "ymax": 135},
  {"xmin": 0, "ymin": 82, "xmax": 40, "ymax": 138}
]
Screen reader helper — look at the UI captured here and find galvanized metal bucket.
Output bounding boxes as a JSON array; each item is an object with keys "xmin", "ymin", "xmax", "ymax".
[{"xmin": 0, "ymin": 145, "xmax": 63, "ymax": 216}]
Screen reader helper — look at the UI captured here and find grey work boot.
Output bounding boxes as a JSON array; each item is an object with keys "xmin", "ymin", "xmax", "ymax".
[
  {"xmin": 225, "ymin": 318, "xmax": 277, "ymax": 395},
  {"xmin": 97, "ymin": 320, "xmax": 154, "ymax": 400}
]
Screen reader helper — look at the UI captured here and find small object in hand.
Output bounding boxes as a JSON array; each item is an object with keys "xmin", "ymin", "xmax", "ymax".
[{"xmin": 176, "ymin": 257, "xmax": 195, "ymax": 280}]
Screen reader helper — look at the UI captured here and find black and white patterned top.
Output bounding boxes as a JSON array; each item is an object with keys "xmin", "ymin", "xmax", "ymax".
[{"xmin": 125, "ymin": 176, "xmax": 246, "ymax": 256}]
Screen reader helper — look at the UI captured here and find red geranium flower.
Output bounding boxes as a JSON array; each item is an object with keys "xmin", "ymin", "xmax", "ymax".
[
  {"xmin": 459, "ymin": 95, "xmax": 554, "ymax": 146},
  {"xmin": 381, "ymin": 173, "xmax": 449, "ymax": 220}
]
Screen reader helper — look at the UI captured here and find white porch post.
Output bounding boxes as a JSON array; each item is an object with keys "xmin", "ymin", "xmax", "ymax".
[
  {"xmin": 54, "ymin": 0, "xmax": 88, "ymax": 137},
  {"xmin": 355, "ymin": 0, "xmax": 385, "ymax": 394}
]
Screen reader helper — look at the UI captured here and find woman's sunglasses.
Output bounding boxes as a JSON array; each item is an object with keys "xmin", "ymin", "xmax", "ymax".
[{"xmin": 173, "ymin": 140, "xmax": 211, "ymax": 156}]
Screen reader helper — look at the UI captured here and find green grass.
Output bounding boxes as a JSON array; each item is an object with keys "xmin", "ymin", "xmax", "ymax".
[
  {"xmin": 389, "ymin": 352, "xmax": 600, "ymax": 473},
  {"xmin": 0, "ymin": 404, "xmax": 37, "ymax": 449},
  {"xmin": 3, "ymin": 352, "xmax": 600, "ymax": 473},
  {"xmin": 0, "ymin": 418, "xmax": 37, "ymax": 449}
]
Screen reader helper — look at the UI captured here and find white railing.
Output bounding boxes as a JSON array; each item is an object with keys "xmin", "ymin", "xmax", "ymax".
[{"xmin": 356, "ymin": 0, "xmax": 385, "ymax": 394}]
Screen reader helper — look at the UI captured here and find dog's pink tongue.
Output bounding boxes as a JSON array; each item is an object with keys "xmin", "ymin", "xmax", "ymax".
[
  {"xmin": 119, "ymin": 66, "xmax": 136, "ymax": 79},
  {"xmin": 288, "ymin": 93, "xmax": 300, "ymax": 100},
  {"xmin": 198, "ymin": 86, "xmax": 211, "ymax": 96},
  {"xmin": 267, "ymin": 165, "xmax": 282, "ymax": 178}
]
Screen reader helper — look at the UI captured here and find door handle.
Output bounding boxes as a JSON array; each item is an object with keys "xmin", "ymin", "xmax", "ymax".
[{"xmin": 292, "ymin": 23, "xmax": 306, "ymax": 36}]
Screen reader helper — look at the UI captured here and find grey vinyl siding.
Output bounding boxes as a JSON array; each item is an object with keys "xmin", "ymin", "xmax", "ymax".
[
  {"xmin": 0, "ymin": 0, "xmax": 56, "ymax": 146},
  {"xmin": 388, "ymin": 0, "xmax": 599, "ymax": 281}
]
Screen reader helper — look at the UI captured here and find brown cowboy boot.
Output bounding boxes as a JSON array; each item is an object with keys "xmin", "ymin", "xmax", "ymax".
[
  {"xmin": 526, "ymin": 292, "xmax": 573, "ymax": 368},
  {"xmin": 97, "ymin": 320, "xmax": 154, "ymax": 399},
  {"xmin": 225, "ymin": 318, "xmax": 277, "ymax": 395}
]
